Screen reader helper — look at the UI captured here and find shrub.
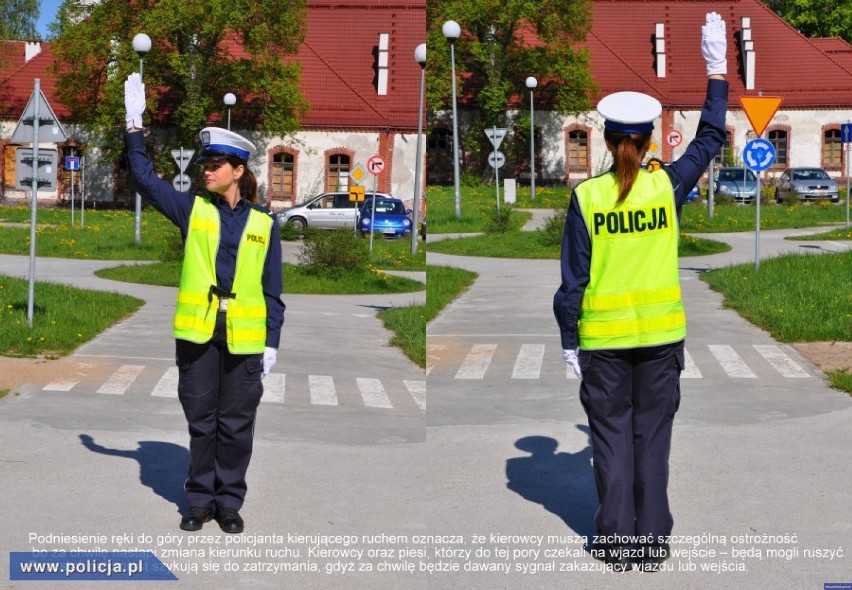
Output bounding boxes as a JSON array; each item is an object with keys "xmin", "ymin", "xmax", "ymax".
[
  {"xmin": 539, "ymin": 208, "xmax": 567, "ymax": 246},
  {"xmin": 158, "ymin": 229, "xmax": 185, "ymax": 262},
  {"xmin": 296, "ymin": 228, "xmax": 369, "ymax": 276},
  {"xmin": 279, "ymin": 222, "xmax": 303, "ymax": 241},
  {"xmin": 485, "ymin": 204, "xmax": 514, "ymax": 234}
]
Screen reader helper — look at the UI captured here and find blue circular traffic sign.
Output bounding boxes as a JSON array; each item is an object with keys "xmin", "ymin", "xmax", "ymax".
[{"xmin": 743, "ymin": 139, "xmax": 776, "ymax": 172}]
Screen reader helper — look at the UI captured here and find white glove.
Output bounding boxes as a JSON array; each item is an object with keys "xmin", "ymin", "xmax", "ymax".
[
  {"xmin": 701, "ymin": 12, "xmax": 727, "ymax": 76},
  {"xmin": 563, "ymin": 348, "xmax": 582, "ymax": 380},
  {"xmin": 262, "ymin": 347, "xmax": 277, "ymax": 379},
  {"xmin": 124, "ymin": 72, "xmax": 146, "ymax": 130}
]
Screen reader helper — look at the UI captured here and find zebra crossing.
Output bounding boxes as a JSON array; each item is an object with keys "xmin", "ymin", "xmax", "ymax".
[
  {"xmin": 42, "ymin": 365, "xmax": 426, "ymax": 411},
  {"xmin": 428, "ymin": 342, "xmax": 813, "ymax": 381}
]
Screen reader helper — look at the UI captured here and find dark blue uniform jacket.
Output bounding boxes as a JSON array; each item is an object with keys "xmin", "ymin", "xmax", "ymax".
[{"xmin": 125, "ymin": 131, "xmax": 285, "ymax": 349}]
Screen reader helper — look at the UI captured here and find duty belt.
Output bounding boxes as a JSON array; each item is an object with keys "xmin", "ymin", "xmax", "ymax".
[{"xmin": 208, "ymin": 285, "xmax": 236, "ymax": 313}]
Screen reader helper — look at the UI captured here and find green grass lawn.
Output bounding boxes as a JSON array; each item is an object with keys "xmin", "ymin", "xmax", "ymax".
[
  {"xmin": 375, "ymin": 265, "xmax": 479, "ymax": 368},
  {"xmin": 0, "ymin": 206, "xmax": 181, "ymax": 260},
  {"xmin": 95, "ymin": 261, "xmax": 424, "ymax": 294},
  {"xmin": 784, "ymin": 227, "xmax": 852, "ymax": 241},
  {"xmin": 701, "ymin": 250, "xmax": 852, "ymax": 393},
  {"xmin": 0, "ymin": 274, "xmax": 143, "ymax": 358},
  {"xmin": 425, "ymin": 185, "xmax": 849, "ymax": 235}
]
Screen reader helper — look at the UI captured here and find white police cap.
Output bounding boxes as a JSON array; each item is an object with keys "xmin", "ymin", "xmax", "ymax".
[
  {"xmin": 597, "ymin": 91, "xmax": 662, "ymax": 135},
  {"xmin": 197, "ymin": 127, "xmax": 256, "ymax": 163}
]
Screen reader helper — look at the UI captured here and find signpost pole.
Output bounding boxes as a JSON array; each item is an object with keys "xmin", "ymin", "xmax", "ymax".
[
  {"xmin": 70, "ymin": 159, "xmax": 75, "ymax": 227},
  {"xmin": 755, "ymin": 154, "xmax": 761, "ymax": 271},
  {"xmin": 493, "ymin": 126, "xmax": 500, "ymax": 212},
  {"xmin": 27, "ymin": 80, "xmax": 42, "ymax": 327},
  {"xmin": 369, "ymin": 173, "xmax": 378, "ymax": 254}
]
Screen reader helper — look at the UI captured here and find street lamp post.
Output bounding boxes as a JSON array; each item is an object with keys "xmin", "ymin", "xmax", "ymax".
[
  {"xmin": 442, "ymin": 20, "xmax": 461, "ymax": 219},
  {"xmin": 224, "ymin": 92, "xmax": 236, "ymax": 130},
  {"xmin": 132, "ymin": 33, "xmax": 151, "ymax": 247},
  {"xmin": 412, "ymin": 43, "xmax": 426, "ymax": 256},
  {"xmin": 526, "ymin": 76, "xmax": 538, "ymax": 201}
]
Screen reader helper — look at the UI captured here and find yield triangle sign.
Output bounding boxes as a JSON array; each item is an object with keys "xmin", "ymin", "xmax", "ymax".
[
  {"xmin": 11, "ymin": 84, "xmax": 67, "ymax": 144},
  {"xmin": 739, "ymin": 96, "xmax": 783, "ymax": 137},
  {"xmin": 485, "ymin": 128, "xmax": 508, "ymax": 149}
]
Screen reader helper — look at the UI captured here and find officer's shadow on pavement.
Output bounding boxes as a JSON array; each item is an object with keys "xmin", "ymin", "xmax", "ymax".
[
  {"xmin": 79, "ymin": 434, "xmax": 189, "ymax": 513},
  {"xmin": 505, "ymin": 426, "xmax": 597, "ymax": 540}
]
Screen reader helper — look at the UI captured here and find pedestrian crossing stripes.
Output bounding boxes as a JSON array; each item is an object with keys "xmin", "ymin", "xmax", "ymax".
[
  {"xmin": 435, "ymin": 342, "xmax": 812, "ymax": 381},
  {"xmin": 40, "ymin": 365, "xmax": 423, "ymax": 412}
]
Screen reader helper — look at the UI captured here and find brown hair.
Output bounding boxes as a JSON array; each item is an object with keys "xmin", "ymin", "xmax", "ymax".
[
  {"xmin": 604, "ymin": 130, "xmax": 651, "ymax": 204},
  {"xmin": 227, "ymin": 156, "xmax": 258, "ymax": 204}
]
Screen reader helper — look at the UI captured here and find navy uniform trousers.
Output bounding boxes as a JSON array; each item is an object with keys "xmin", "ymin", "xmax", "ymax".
[
  {"xmin": 578, "ymin": 340, "xmax": 685, "ymax": 544},
  {"xmin": 175, "ymin": 311, "xmax": 264, "ymax": 511}
]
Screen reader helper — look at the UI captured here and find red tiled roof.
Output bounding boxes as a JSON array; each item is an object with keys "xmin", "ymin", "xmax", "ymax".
[
  {"xmin": 0, "ymin": 1, "xmax": 425, "ymax": 130},
  {"xmin": 588, "ymin": 0, "xmax": 852, "ymax": 107},
  {"xmin": 0, "ymin": 42, "xmax": 69, "ymax": 119},
  {"xmin": 300, "ymin": 1, "xmax": 425, "ymax": 129}
]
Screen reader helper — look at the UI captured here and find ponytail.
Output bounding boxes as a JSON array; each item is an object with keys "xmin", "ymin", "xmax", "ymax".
[
  {"xmin": 604, "ymin": 130, "xmax": 651, "ymax": 204},
  {"xmin": 226, "ymin": 156, "xmax": 259, "ymax": 204},
  {"xmin": 238, "ymin": 167, "xmax": 258, "ymax": 204}
]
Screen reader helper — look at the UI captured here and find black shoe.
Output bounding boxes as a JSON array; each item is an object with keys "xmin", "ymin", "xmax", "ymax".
[
  {"xmin": 217, "ymin": 508, "xmax": 244, "ymax": 534},
  {"xmin": 179, "ymin": 507, "xmax": 213, "ymax": 531},
  {"xmin": 636, "ymin": 543, "xmax": 670, "ymax": 573}
]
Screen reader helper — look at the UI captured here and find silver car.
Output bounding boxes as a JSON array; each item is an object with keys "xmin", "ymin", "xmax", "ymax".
[
  {"xmin": 774, "ymin": 168, "xmax": 839, "ymax": 203},
  {"xmin": 275, "ymin": 191, "xmax": 393, "ymax": 230},
  {"xmin": 715, "ymin": 167, "xmax": 757, "ymax": 203}
]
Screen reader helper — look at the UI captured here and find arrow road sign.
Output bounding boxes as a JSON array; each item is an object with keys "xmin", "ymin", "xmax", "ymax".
[
  {"xmin": 841, "ymin": 123, "xmax": 852, "ymax": 144},
  {"xmin": 171, "ymin": 149, "xmax": 195, "ymax": 173},
  {"xmin": 172, "ymin": 173, "xmax": 192, "ymax": 192},
  {"xmin": 367, "ymin": 155, "xmax": 385, "ymax": 175},
  {"xmin": 743, "ymin": 138, "xmax": 776, "ymax": 172},
  {"xmin": 488, "ymin": 151, "xmax": 506, "ymax": 169},
  {"xmin": 11, "ymin": 87, "xmax": 67, "ymax": 144},
  {"xmin": 485, "ymin": 128, "xmax": 508, "ymax": 150},
  {"xmin": 666, "ymin": 130, "xmax": 683, "ymax": 147}
]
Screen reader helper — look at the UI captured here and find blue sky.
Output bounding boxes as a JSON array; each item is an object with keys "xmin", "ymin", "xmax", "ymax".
[{"xmin": 36, "ymin": 0, "xmax": 63, "ymax": 38}]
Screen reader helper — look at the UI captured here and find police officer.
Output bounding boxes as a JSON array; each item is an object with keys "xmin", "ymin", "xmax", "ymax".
[
  {"xmin": 123, "ymin": 73, "xmax": 284, "ymax": 534},
  {"xmin": 553, "ymin": 13, "xmax": 729, "ymax": 571}
]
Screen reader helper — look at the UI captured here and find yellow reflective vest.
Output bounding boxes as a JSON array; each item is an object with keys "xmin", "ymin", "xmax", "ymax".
[
  {"xmin": 173, "ymin": 196, "xmax": 272, "ymax": 354},
  {"xmin": 575, "ymin": 169, "xmax": 686, "ymax": 350}
]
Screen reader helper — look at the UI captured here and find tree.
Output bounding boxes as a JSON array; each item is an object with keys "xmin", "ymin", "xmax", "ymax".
[
  {"xmin": 426, "ymin": 0, "xmax": 596, "ymax": 176},
  {"xmin": 0, "ymin": 0, "xmax": 39, "ymax": 40},
  {"xmin": 763, "ymin": 0, "xmax": 852, "ymax": 42},
  {"xmin": 50, "ymin": 0, "xmax": 307, "ymax": 170}
]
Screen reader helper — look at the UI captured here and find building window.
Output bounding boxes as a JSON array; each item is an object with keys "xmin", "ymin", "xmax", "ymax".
[
  {"xmin": 767, "ymin": 129, "xmax": 788, "ymax": 167},
  {"xmin": 714, "ymin": 131, "xmax": 734, "ymax": 166},
  {"xmin": 823, "ymin": 128, "xmax": 841, "ymax": 168},
  {"xmin": 327, "ymin": 154, "xmax": 350, "ymax": 191},
  {"xmin": 270, "ymin": 152, "xmax": 295, "ymax": 198},
  {"xmin": 567, "ymin": 130, "xmax": 588, "ymax": 168}
]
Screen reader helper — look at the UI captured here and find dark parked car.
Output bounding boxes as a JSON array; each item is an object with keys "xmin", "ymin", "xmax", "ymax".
[{"xmin": 774, "ymin": 168, "xmax": 839, "ymax": 203}]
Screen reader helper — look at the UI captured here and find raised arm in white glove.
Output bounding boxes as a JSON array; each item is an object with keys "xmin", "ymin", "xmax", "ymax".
[
  {"xmin": 124, "ymin": 72, "xmax": 146, "ymax": 130},
  {"xmin": 563, "ymin": 348, "xmax": 582, "ymax": 380},
  {"xmin": 262, "ymin": 347, "xmax": 277, "ymax": 379},
  {"xmin": 701, "ymin": 12, "xmax": 727, "ymax": 76}
]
